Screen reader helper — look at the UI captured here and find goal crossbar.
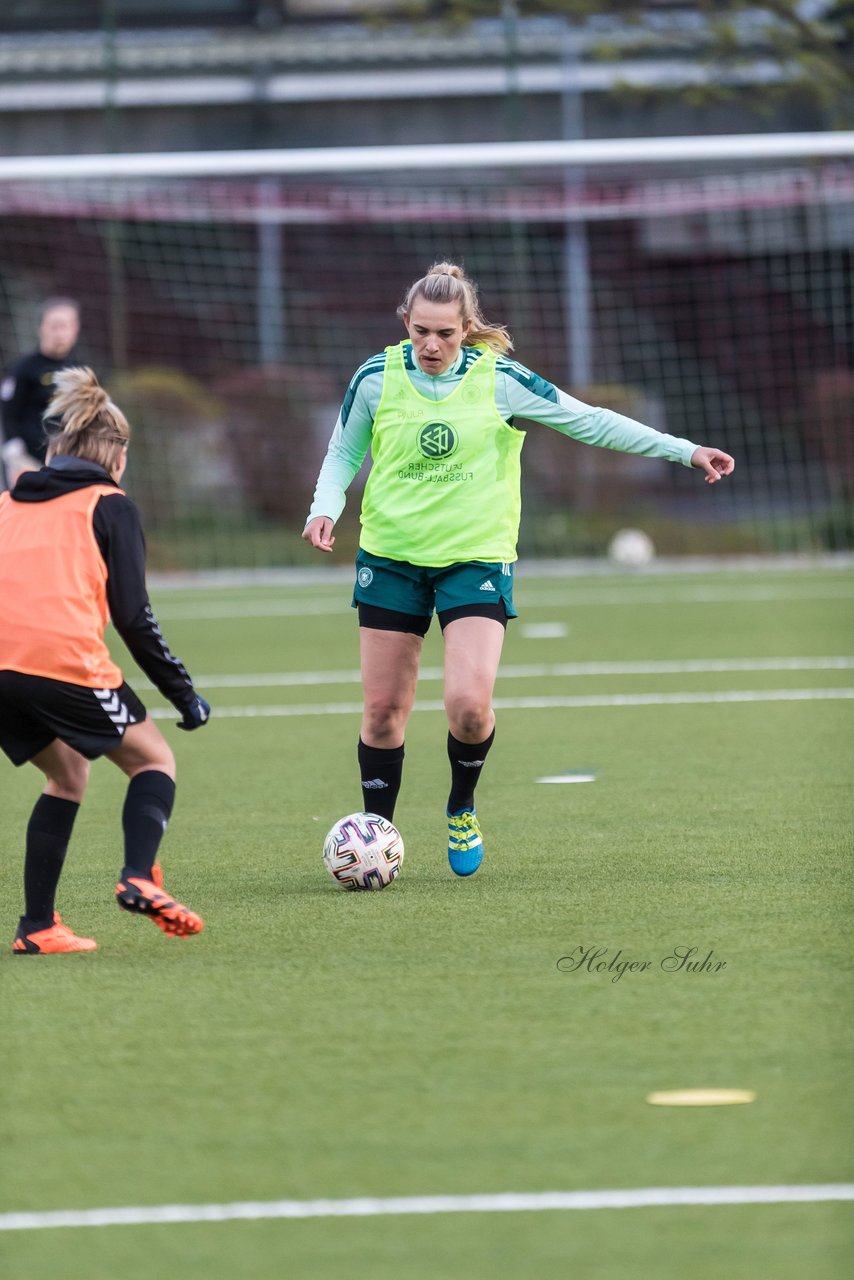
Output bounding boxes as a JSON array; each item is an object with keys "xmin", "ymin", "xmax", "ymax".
[{"xmin": 1, "ymin": 132, "xmax": 853, "ymax": 182}]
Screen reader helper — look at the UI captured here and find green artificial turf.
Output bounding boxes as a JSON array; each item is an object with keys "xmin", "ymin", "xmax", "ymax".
[{"xmin": 2, "ymin": 566, "xmax": 852, "ymax": 1278}]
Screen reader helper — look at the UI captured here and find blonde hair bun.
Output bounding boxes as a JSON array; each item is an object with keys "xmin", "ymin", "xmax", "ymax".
[
  {"xmin": 50, "ymin": 367, "xmax": 109, "ymax": 436},
  {"xmin": 45, "ymin": 366, "xmax": 130, "ymax": 471},
  {"xmin": 427, "ymin": 262, "xmax": 466, "ymax": 279}
]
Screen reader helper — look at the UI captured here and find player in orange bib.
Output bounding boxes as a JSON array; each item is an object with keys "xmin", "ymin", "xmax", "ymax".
[{"xmin": 0, "ymin": 367, "xmax": 211, "ymax": 953}]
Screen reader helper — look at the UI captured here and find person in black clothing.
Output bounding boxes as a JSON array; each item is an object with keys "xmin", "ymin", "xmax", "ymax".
[
  {"xmin": 0, "ymin": 366, "xmax": 212, "ymax": 953},
  {"xmin": 1, "ymin": 297, "xmax": 81, "ymax": 488}
]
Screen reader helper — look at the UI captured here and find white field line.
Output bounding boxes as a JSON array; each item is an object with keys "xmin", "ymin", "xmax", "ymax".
[
  {"xmin": 2, "ymin": 1184, "xmax": 852, "ymax": 1232},
  {"xmin": 136, "ymin": 657, "xmax": 854, "ymax": 692},
  {"xmin": 537, "ymin": 774, "xmax": 597, "ymax": 783},
  {"xmin": 151, "ymin": 582, "xmax": 854, "ymax": 621},
  {"xmin": 517, "ymin": 584, "xmax": 854, "ymax": 606},
  {"xmin": 155, "ymin": 598, "xmax": 344, "ymax": 619},
  {"xmin": 149, "ymin": 688, "xmax": 854, "ymax": 721}
]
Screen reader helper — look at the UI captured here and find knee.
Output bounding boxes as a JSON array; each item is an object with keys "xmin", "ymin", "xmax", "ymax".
[
  {"xmin": 446, "ymin": 695, "xmax": 492, "ymax": 742},
  {"xmin": 131, "ymin": 742, "xmax": 176, "ymax": 781},
  {"xmin": 362, "ymin": 695, "xmax": 409, "ymax": 743},
  {"xmin": 159, "ymin": 741, "xmax": 176, "ymax": 776},
  {"xmin": 120, "ymin": 742, "xmax": 174, "ymax": 778}
]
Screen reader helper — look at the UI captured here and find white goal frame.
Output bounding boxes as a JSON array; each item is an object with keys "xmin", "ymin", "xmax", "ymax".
[{"xmin": 0, "ymin": 130, "xmax": 852, "ymax": 182}]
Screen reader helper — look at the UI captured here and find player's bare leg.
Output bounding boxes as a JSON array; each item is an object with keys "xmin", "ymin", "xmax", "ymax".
[
  {"xmin": 107, "ymin": 715, "xmax": 175, "ymax": 781},
  {"xmin": 442, "ymin": 615, "xmax": 504, "ymax": 743},
  {"xmin": 358, "ymin": 626, "xmax": 422, "ymax": 820}
]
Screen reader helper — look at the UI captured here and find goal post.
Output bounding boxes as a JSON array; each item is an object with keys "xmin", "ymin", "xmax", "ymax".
[{"xmin": 1, "ymin": 132, "xmax": 852, "ymax": 569}]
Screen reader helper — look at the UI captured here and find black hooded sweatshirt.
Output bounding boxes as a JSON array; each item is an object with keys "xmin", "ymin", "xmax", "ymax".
[
  {"xmin": 8, "ymin": 456, "xmax": 196, "ymax": 711},
  {"xmin": 1, "ymin": 348, "xmax": 80, "ymax": 462}
]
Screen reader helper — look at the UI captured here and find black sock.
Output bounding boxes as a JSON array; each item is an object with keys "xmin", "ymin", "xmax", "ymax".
[
  {"xmin": 358, "ymin": 738, "xmax": 404, "ymax": 822},
  {"xmin": 447, "ymin": 728, "xmax": 495, "ymax": 814},
  {"xmin": 23, "ymin": 794, "xmax": 80, "ymax": 926},
  {"xmin": 121, "ymin": 771, "xmax": 176, "ymax": 879}
]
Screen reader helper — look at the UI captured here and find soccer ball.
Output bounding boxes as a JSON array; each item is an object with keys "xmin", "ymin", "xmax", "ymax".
[
  {"xmin": 322, "ymin": 812, "xmax": 404, "ymax": 891},
  {"xmin": 608, "ymin": 527, "xmax": 655, "ymax": 569}
]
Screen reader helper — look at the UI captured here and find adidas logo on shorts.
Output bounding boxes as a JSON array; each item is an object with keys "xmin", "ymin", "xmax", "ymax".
[{"xmin": 479, "ymin": 580, "xmax": 496, "ymax": 592}]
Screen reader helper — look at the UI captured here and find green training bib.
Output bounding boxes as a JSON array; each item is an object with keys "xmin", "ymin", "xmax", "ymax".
[{"xmin": 359, "ymin": 342, "xmax": 525, "ymax": 567}]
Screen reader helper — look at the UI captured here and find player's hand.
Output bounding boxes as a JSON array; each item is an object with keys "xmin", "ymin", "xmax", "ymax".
[
  {"xmin": 691, "ymin": 446, "xmax": 735, "ymax": 484},
  {"xmin": 176, "ymin": 694, "xmax": 211, "ymax": 731},
  {"xmin": 2, "ymin": 438, "xmax": 40, "ymax": 487},
  {"xmin": 7, "ymin": 459, "xmax": 40, "ymax": 487},
  {"xmin": 302, "ymin": 515, "xmax": 336, "ymax": 553}
]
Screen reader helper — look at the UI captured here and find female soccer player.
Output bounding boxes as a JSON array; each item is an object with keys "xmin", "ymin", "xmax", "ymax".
[
  {"xmin": 0, "ymin": 368, "xmax": 211, "ymax": 953},
  {"xmin": 1, "ymin": 297, "xmax": 82, "ymax": 488},
  {"xmin": 304, "ymin": 262, "xmax": 734, "ymax": 877}
]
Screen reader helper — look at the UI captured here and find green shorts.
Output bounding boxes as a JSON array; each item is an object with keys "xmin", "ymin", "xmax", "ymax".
[{"xmin": 352, "ymin": 549, "xmax": 517, "ymax": 635}]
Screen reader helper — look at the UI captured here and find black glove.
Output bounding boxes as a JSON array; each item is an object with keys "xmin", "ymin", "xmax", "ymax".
[{"xmin": 176, "ymin": 694, "xmax": 211, "ymax": 731}]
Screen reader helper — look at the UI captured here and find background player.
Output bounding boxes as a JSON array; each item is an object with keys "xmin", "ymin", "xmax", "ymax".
[{"xmin": 1, "ymin": 297, "xmax": 82, "ymax": 489}]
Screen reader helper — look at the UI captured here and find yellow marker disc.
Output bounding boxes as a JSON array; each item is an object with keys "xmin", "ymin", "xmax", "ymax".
[{"xmin": 646, "ymin": 1089, "xmax": 756, "ymax": 1106}]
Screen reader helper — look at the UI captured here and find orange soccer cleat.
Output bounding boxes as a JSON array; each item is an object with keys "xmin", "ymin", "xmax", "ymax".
[
  {"xmin": 115, "ymin": 874, "xmax": 203, "ymax": 938},
  {"xmin": 12, "ymin": 913, "xmax": 98, "ymax": 955}
]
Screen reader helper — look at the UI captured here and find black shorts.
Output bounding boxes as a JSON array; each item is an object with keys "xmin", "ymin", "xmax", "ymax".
[
  {"xmin": 357, "ymin": 601, "xmax": 508, "ymax": 637},
  {"xmin": 0, "ymin": 671, "xmax": 147, "ymax": 766}
]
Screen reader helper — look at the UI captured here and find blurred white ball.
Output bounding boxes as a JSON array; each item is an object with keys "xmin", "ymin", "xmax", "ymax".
[{"xmin": 608, "ymin": 528, "xmax": 655, "ymax": 568}]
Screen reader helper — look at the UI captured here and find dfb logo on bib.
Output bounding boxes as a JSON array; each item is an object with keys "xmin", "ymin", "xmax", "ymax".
[{"xmin": 417, "ymin": 421, "xmax": 458, "ymax": 460}]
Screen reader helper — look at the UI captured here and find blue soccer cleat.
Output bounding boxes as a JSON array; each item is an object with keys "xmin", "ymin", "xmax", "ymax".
[{"xmin": 447, "ymin": 807, "xmax": 484, "ymax": 877}]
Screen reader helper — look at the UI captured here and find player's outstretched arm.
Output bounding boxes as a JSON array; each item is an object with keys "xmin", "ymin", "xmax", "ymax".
[
  {"xmin": 690, "ymin": 446, "xmax": 735, "ymax": 485},
  {"xmin": 303, "ymin": 515, "xmax": 336, "ymax": 553}
]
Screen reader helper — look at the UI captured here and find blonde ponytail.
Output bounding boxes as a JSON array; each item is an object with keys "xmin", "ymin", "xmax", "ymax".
[
  {"xmin": 398, "ymin": 262, "xmax": 513, "ymax": 354},
  {"xmin": 45, "ymin": 367, "xmax": 129, "ymax": 473}
]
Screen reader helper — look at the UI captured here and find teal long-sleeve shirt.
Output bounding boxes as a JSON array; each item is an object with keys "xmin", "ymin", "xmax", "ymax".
[{"xmin": 306, "ymin": 342, "xmax": 698, "ymax": 527}]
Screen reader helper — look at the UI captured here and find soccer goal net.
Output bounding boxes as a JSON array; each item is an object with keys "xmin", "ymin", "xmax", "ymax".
[{"xmin": 0, "ymin": 134, "xmax": 851, "ymax": 569}]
